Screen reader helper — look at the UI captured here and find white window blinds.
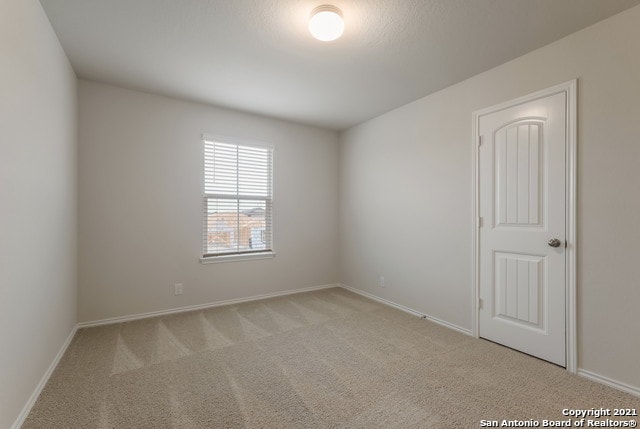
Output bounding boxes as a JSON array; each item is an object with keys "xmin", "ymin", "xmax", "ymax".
[{"xmin": 203, "ymin": 138, "xmax": 273, "ymax": 257}]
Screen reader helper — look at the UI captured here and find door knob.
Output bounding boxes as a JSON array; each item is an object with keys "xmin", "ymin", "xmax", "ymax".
[{"xmin": 548, "ymin": 238, "xmax": 562, "ymax": 248}]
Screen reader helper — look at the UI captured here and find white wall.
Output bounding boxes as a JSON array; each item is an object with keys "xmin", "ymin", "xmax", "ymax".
[
  {"xmin": 0, "ymin": 1, "xmax": 78, "ymax": 427},
  {"xmin": 78, "ymin": 81, "xmax": 339, "ymax": 322},
  {"xmin": 339, "ymin": 5, "xmax": 640, "ymax": 389}
]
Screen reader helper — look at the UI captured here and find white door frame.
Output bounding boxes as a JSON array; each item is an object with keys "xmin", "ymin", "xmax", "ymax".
[{"xmin": 471, "ymin": 80, "xmax": 577, "ymax": 373}]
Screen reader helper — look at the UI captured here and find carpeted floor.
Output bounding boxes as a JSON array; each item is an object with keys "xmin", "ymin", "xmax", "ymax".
[{"xmin": 24, "ymin": 287, "xmax": 639, "ymax": 428}]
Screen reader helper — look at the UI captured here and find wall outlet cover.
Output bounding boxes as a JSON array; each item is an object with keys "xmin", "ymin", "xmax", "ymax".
[{"xmin": 174, "ymin": 283, "xmax": 184, "ymax": 295}]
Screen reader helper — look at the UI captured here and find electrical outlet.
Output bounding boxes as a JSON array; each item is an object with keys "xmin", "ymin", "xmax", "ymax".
[
  {"xmin": 174, "ymin": 283, "xmax": 184, "ymax": 295},
  {"xmin": 378, "ymin": 276, "xmax": 385, "ymax": 288}
]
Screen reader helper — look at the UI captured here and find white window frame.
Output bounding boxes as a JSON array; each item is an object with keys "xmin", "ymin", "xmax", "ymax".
[{"xmin": 200, "ymin": 134, "xmax": 275, "ymax": 264}]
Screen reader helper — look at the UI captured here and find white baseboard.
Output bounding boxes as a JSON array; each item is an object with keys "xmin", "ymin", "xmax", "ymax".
[
  {"xmin": 14, "ymin": 283, "xmax": 638, "ymax": 429},
  {"xmin": 339, "ymin": 285, "xmax": 640, "ymax": 397},
  {"xmin": 11, "ymin": 325, "xmax": 78, "ymax": 429},
  {"xmin": 14, "ymin": 284, "xmax": 338, "ymax": 427},
  {"xmin": 78, "ymin": 283, "xmax": 340, "ymax": 328},
  {"xmin": 578, "ymin": 369, "xmax": 640, "ymax": 398},
  {"xmin": 339, "ymin": 283, "xmax": 473, "ymax": 336}
]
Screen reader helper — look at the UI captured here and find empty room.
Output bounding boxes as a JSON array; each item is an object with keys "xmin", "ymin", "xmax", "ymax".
[{"xmin": 2, "ymin": 0, "xmax": 640, "ymax": 427}]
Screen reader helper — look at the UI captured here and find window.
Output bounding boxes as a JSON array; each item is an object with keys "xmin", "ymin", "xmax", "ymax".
[{"xmin": 202, "ymin": 136, "xmax": 273, "ymax": 260}]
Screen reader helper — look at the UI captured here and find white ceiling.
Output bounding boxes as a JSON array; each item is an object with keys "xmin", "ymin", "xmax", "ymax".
[{"xmin": 40, "ymin": 0, "xmax": 640, "ymax": 130}]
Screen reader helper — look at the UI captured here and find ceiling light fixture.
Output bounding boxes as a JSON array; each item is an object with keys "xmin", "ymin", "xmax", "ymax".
[{"xmin": 309, "ymin": 5, "xmax": 344, "ymax": 42}]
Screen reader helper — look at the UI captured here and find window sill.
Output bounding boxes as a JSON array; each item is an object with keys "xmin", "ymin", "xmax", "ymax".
[{"xmin": 200, "ymin": 251, "xmax": 276, "ymax": 264}]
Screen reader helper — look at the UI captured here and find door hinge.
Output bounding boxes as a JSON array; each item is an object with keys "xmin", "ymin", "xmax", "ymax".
[
  {"xmin": 478, "ymin": 135, "xmax": 483, "ymax": 147},
  {"xmin": 478, "ymin": 298, "xmax": 484, "ymax": 310},
  {"xmin": 477, "ymin": 216, "xmax": 483, "ymax": 227}
]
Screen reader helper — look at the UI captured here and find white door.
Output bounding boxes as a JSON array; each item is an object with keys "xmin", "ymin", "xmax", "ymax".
[{"xmin": 477, "ymin": 90, "xmax": 567, "ymax": 366}]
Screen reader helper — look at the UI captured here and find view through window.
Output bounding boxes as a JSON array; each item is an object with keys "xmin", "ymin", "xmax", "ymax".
[{"xmin": 203, "ymin": 138, "xmax": 273, "ymax": 257}]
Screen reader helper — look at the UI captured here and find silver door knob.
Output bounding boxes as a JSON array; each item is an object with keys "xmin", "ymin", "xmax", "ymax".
[{"xmin": 548, "ymin": 238, "xmax": 562, "ymax": 248}]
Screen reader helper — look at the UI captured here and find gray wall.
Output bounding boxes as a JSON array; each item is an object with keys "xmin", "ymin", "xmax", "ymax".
[
  {"xmin": 0, "ymin": 1, "xmax": 78, "ymax": 427},
  {"xmin": 339, "ymin": 5, "xmax": 640, "ymax": 390},
  {"xmin": 5, "ymin": 4, "xmax": 640, "ymax": 423},
  {"xmin": 78, "ymin": 81, "xmax": 339, "ymax": 322}
]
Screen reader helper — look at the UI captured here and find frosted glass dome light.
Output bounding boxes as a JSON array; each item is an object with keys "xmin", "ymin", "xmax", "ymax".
[{"xmin": 309, "ymin": 5, "xmax": 344, "ymax": 42}]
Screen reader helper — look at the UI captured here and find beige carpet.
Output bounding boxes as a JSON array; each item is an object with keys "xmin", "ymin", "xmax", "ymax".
[{"xmin": 24, "ymin": 288, "xmax": 639, "ymax": 428}]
